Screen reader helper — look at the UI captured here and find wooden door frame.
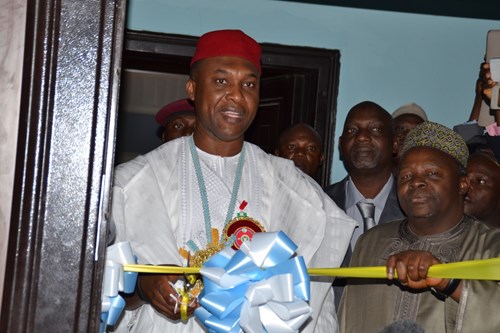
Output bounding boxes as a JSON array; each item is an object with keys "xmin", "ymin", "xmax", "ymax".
[
  {"xmin": 123, "ymin": 30, "xmax": 341, "ymax": 187},
  {"xmin": 1, "ymin": 0, "xmax": 126, "ymax": 331}
]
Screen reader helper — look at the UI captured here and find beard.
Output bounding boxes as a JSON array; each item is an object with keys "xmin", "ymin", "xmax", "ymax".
[{"xmin": 349, "ymin": 148, "xmax": 380, "ymax": 169}]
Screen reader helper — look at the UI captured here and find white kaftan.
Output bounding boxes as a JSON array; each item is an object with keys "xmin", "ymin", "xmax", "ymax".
[{"xmin": 111, "ymin": 136, "xmax": 355, "ymax": 333}]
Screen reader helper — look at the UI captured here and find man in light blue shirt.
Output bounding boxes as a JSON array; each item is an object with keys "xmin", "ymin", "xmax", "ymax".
[{"xmin": 325, "ymin": 101, "xmax": 405, "ymax": 309}]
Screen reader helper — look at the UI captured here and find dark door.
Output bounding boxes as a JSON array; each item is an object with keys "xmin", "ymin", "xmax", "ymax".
[
  {"xmin": 246, "ymin": 75, "xmax": 299, "ymax": 153},
  {"xmin": 120, "ymin": 31, "xmax": 340, "ymax": 187},
  {"xmin": 1, "ymin": 0, "xmax": 126, "ymax": 332}
]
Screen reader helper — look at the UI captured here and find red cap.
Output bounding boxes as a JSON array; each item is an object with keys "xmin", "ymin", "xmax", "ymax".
[
  {"xmin": 155, "ymin": 98, "xmax": 195, "ymax": 126},
  {"xmin": 190, "ymin": 29, "xmax": 261, "ymax": 74}
]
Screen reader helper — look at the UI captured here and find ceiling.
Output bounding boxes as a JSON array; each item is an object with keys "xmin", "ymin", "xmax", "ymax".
[{"xmin": 277, "ymin": 0, "xmax": 500, "ymax": 20}]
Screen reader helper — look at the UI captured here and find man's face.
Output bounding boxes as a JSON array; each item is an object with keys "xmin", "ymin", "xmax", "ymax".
[
  {"xmin": 162, "ymin": 113, "xmax": 196, "ymax": 143},
  {"xmin": 340, "ymin": 105, "xmax": 394, "ymax": 172},
  {"xmin": 186, "ymin": 56, "xmax": 260, "ymax": 145},
  {"xmin": 275, "ymin": 125, "xmax": 324, "ymax": 177},
  {"xmin": 397, "ymin": 147, "xmax": 466, "ymax": 225},
  {"xmin": 393, "ymin": 114, "xmax": 425, "ymax": 161},
  {"xmin": 464, "ymin": 154, "xmax": 500, "ymax": 225}
]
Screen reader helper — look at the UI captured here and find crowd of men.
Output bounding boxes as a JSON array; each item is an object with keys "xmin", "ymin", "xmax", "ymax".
[{"xmin": 107, "ymin": 29, "xmax": 500, "ymax": 333}]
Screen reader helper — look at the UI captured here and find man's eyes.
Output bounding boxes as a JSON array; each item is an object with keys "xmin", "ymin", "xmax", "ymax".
[
  {"xmin": 346, "ymin": 128, "xmax": 357, "ymax": 134},
  {"xmin": 399, "ymin": 173, "xmax": 412, "ymax": 181},
  {"xmin": 345, "ymin": 127, "xmax": 383, "ymax": 134},
  {"xmin": 213, "ymin": 79, "xmax": 256, "ymax": 89},
  {"xmin": 474, "ymin": 177, "xmax": 487, "ymax": 185}
]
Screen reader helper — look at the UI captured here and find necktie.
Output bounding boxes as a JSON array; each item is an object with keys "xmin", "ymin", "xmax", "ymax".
[{"xmin": 356, "ymin": 201, "xmax": 376, "ymax": 231}]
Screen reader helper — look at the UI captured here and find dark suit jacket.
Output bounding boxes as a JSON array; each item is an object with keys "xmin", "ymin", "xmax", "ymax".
[
  {"xmin": 324, "ymin": 176, "xmax": 405, "ymax": 310},
  {"xmin": 325, "ymin": 176, "xmax": 404, "ymax": 226}
]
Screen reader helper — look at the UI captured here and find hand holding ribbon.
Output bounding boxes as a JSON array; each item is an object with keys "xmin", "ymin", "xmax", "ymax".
[{"xmin": 138, "ymin": 272, "xmax": 200, "ymax": 321}]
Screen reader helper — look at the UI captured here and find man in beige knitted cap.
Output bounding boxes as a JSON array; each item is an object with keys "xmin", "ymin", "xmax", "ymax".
[{"xmin": 339, "ymin": 122, "xmax": 500, "ymax": 333}]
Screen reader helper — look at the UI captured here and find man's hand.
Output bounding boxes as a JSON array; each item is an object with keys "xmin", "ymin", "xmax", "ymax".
[
  {"xmin": 386, "ymin": 250, "xmax": 445, "ymax": 290},
  {"xmin": 481, "ymin": 62, "xmax": 497, "ymax": 103},
  {"xmin": 139, "ymin": 273, "xmax": 199, "ymax": 321},
  {"xmin": 385, "ymin": 250, "xmax": 462, "ymax": 302}
]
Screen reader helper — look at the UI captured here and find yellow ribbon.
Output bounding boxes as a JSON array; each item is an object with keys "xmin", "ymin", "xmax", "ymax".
[
  {"xmin": 179, "ymin": 291, "xmax": 189, "ymax": 322},
  {"xmin": 124, "ymin": 257, "xmax": 500, "ymax": 280}
]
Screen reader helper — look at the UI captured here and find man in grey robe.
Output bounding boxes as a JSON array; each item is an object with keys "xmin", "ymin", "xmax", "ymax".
[{"xmin": 338, "ymin": 122, "xmax": 500, "ymax": 333}]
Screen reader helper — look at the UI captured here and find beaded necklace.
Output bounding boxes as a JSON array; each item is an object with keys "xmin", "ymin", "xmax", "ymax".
[{"xmin": 188, "ymin": 136, "xmax": 245, "ymax": 248}]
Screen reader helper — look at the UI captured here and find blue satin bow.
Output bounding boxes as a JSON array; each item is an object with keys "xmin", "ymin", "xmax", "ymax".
[
  {"xmin": 100, "ymin": 242, "xmax": 138, "ymax": 333},
  {"xmin": 195, "ymin": 231, "xmax": 312, "ymax": 333}
]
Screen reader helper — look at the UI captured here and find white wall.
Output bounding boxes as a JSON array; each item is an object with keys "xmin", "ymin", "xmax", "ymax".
[
  {"xmin": 0, "ymin": 0, "xmax": 26, "ymax": 312},
  {"xmin": 127, "ymin": 0, "xmax": 500, "ymax": 183}
]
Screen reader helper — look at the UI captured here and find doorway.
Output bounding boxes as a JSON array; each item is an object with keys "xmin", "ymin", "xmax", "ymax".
[{"xmin": 119, "ymin": 30, "xmax": 341, "ymax": 187}]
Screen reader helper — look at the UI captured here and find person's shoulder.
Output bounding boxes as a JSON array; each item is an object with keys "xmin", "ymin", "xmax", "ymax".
[
  {"xmin": 324, "ymin": 177, "xmax": 348, "ymax": 201},
  {"xmin": 377, "ymin": 219, "xmax": 403, "ymax": 230},
  {"xmin": 252, "ymin": 142, "xmax": 325, "ymax": 194},
  {"xmin": 144, "ymin": 137, "xmax": 183, "ymax": 163},
  {"xmin": 325, "ymin": 177, "xmax": 347, "ymax": 192},
  {"xmin": 114, "ymin": 139, "xmax": 182, "ymax": 187},
  {"xmin": 245, "ymin": 141, "xmax": 297, "ymax": 172},
  {"xmin": 114, "ymin": 154, "xmax": 149, "ymax": 187},
  {"xmin": 268, "ymin": 150, "xmax": 297, "ymax": 170},
  {"xmin": 245, "ymin": 141, "xmax": 277, "ymax": 160},
  {"xmin": 266, "ymin": 149, "xmax": 314, "ymax": 181},
  {"xmin": 246, "ymin": 142, "xmax": 333, "ymax": 199},
  {"xmin": 468, "ymin": 217, "xmax": 500, "ymax": 238},
  {"xmin": 372, "ymin": 219, "xmax": 401, "ymax": 231},
  {"xmin": 359, "ymin": 220, "xmax": 402, "ymax": 241},
  {"xmin": 354, "ymin": 220, "xmax": 402, "ymax": 257},
  {"xmin": 462, "ymin": 217, "xmax": 500, "ymax": 258}
]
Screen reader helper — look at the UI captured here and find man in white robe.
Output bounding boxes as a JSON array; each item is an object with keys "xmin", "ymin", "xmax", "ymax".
[{"xmin": 110, "ymin": 29, "xmax": 355, "ymax": 333}]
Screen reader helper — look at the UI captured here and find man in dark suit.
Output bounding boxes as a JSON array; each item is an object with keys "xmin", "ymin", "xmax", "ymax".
[{"xmin": 325, "ymin": 101, "xmax": 405, "ymax": 309}]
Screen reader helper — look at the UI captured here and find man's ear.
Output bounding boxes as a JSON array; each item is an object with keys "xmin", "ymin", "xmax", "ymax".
[
  {"xmin": 393, "ymin": 138, "xmax": 399, "ymax": 156},
  {"xmin": 186, "ymin": 79, "xmax": 196, "ymax": 101},
  {"xmin": 459, "ymin": 175, "xmax": 470, "ymax": 195},
  {"xmin": 319, "ymin": 152, "xmax": 325, "ymax": 166}
]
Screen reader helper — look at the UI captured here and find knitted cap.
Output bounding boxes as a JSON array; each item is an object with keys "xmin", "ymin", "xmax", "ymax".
[
  {"xmin": 401, "ymin": 122, "xmax": 469, "ymax": 168},
  {"xmin": 190, "ymin": 29, "xmax": 261, "ymax": 74}
]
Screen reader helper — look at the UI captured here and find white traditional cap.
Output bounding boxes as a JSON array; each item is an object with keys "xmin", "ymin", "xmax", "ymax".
[{"xmin": 392, "ymin": 102, "xmax": 428, "ymax": 121}]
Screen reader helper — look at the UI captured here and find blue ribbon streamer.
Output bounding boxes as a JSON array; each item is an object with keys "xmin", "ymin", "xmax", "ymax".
[
  {"xmin": 195, "ymin": 231, "xmax": 311, "ymax": 333},
  {"xmin": 100, "ymin": 243, "xmax": 138, "ymax": 333},
  {"xmin": 104, "ymin": 295, "xmax": 126, "ymax": 327}
]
